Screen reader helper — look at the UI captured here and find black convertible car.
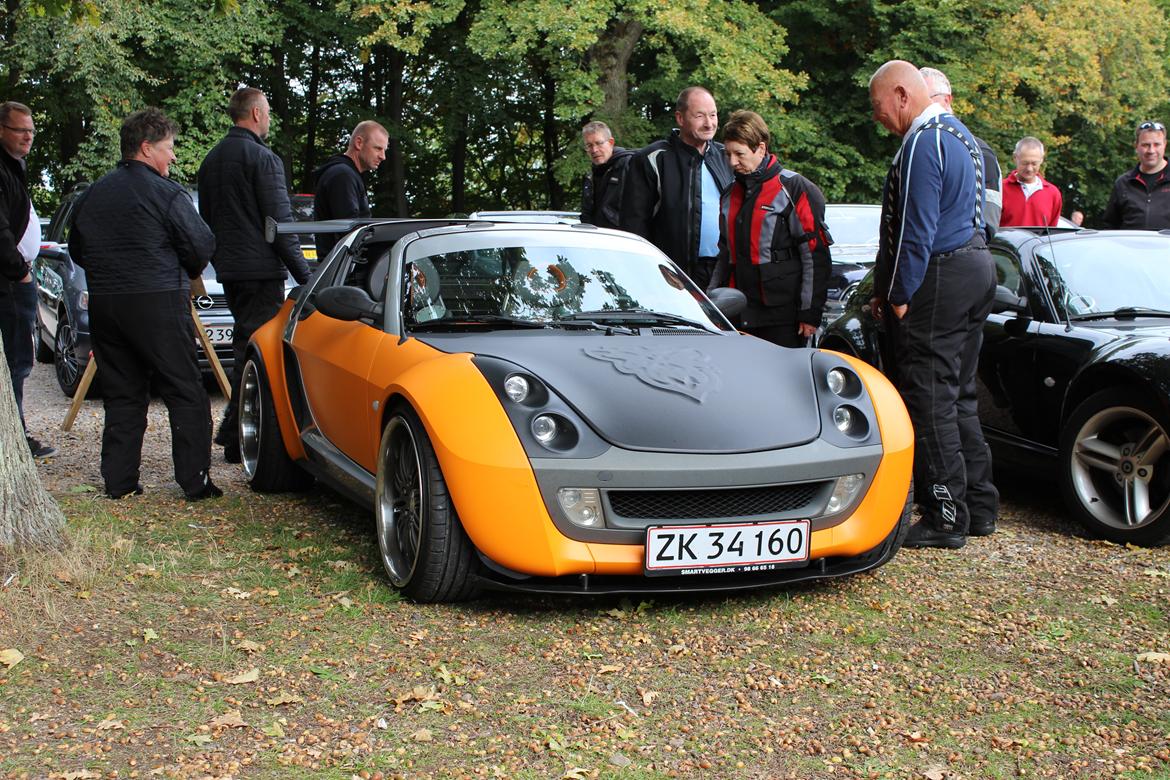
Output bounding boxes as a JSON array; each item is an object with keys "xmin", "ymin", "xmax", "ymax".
[{"xmin": 821, "ymin": 227, "xmax": 1170, "ymax": 547}]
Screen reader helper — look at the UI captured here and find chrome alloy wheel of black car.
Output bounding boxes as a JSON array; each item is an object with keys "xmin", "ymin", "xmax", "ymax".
[
  {"xmin": 53, "ymin": 313, "xmax": 82, "ymax": 396},
  {"xmin": 1065, "ymin": 395, "xmax": 1170, "ymax": 538},
  {"xmin": 376, "ymin": 415, "xmax": 424, "ymax": 589},
  {"xmin": 238, "ymin": 360, "xmax": 262, "ymax": 480}
]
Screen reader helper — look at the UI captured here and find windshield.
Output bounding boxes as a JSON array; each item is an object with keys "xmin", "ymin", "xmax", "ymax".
[
  {"xmin": 824, "ymin": 205, "xmax": 880, "ymax": 246},
  {"xmin": 401, "ymin": 231, "xmax": 730, "ymax": 331},
  {"xmin": 1035, "ymin": 235, "xmax": 1170, "ymax": 317}
]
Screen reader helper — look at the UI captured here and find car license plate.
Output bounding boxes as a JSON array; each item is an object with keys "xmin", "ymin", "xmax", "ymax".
[
  {"xmin": 644, "ymin": 520, "xmax": 810, "ymax": 575},
  {"xmin": 202, "ymin": 326, "xmax": 233, "ymax": 345}
]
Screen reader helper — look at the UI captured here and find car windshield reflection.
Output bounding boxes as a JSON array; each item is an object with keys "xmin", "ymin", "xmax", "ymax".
[
  {"xmin": 1035, "ymin": 234, "xmax": 1170, "ymax": 317},
  {"xmin": 402, "ymin": 234, "xmax": 729, "ymax": 332}
]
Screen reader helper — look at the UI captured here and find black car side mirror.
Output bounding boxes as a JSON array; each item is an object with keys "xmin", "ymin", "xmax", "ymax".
[
  {"xmin": 707, "ymin": 287, "xmax": 747, "ymax": 319},
  {"xmin": 315, "ymin": 285, "xmax": 383, "ymax": 323},
  {"xmin": 991, "ymin": 284, "xmax": 1027, "ymax": 315}
]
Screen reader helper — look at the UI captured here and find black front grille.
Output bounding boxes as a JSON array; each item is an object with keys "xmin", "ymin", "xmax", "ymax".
[
  {"xmin": 649, "ymin": 327, "xmax": 716, "ymax": 335},
  {"xmin": 608, "ymin": 483, "xmax": 826, "ymax": 520}
]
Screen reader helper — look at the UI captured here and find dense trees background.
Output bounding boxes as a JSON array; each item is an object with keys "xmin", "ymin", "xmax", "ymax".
[{"xmin": 3, "ymin": 0, "xmax": 1168, "ymax": 225}]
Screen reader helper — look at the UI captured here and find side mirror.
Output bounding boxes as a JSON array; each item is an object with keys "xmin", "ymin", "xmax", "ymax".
[
  {"xmin": 315, "ymin": 285, "xmax": 382, "ymax": 322},
  {"xmin": 707, "ymin": 287, "xmax": 747, "ymax": 319},
  {"xmin": 991, "ymin": 284, "xmax": 1027, "ymax": 315}
]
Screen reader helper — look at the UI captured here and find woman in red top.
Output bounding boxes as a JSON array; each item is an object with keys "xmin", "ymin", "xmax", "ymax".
[{"xmin": 709, "ymin": 111, "xmax": 832, "ymax": 347}]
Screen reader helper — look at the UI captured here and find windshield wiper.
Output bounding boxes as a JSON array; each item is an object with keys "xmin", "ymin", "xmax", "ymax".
[
  {"xmin": 560, "ymin": 308, "xmax": 712, "ymax": 330},
  {"xmin": 1069, "ymin": 307, "xmax": 1170, "ymax": 322},
  {"xmin": 409, "ymin": 314, "xmax": 548, "ymax": 330}
]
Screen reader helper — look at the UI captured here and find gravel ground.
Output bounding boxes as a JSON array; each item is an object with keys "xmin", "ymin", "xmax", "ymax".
[{"xmin": 23, "ymin": 360, "xmax": 245, "ymax": 497}]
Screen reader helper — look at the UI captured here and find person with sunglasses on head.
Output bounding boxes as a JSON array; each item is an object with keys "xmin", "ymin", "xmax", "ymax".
[
  {"xmin": 1102, "ymin": 121, "xmax": 1170, "ymax": 230},
  {"xmin": 0, "ymin": 100, "xmax": 55, "ymax": 459}
]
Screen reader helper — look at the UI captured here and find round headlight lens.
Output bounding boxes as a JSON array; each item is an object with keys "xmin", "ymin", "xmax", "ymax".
[
  {"xmin": 827, "ymin": 367, "xmax": 848, "ymax": 396},
  {"xmin": 833, "ymin": 405, "xmax": 853, "ymax": 433},
  {"xmin": 532, "ymin": 414, "xmax": 558, "ymax": 443},
  {"xmin": 504, "ymin": 375, "xmax": 530, "ymax": 403}
]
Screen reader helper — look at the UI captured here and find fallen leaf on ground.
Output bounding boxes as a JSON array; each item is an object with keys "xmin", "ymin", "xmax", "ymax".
[
  {"xmin": 224, "ymin": 587, "xmax": 251, "ymax": 600},
  {"xmin": 96, "ymin": 715, "xmax": 124, "ymax": 730},
  {"xmin": 237, "ymin": 639, "xmax": 263, "ymax": 653},
  {"xmin": 142, "ymin": 628, "xmax": 158, "ymax": 642},
  {"xmin": 262, "ymin": 721, "xmax": 285, "ymax": 737},
  {"xmin": 225, "ymin": 668, "xmax": 259, "ymax": 684},
  {"xmin": 0, "ymin": 649, "xmax": 23, "ymax": 669},
  {"xmin": 1136, "ymin": 652, "xmax": 1170, "ymax": 664},
  {"xmin": 209, "ymin": 709, "xmax": 247, "ymax": 728},
  {"xmin": 598, "ymin": 664, "xmax": 623, "ymax": 674},
  {"xmin": 266, "ymin": 691, "xmax": 304, "ymax": 706},
  {"xmin": 184, "ymin": 733, "xmax": 213, "ymax": 746},
  {"xmin": 412, "ymin": 728, "xmax": 433, "ymax": 742},
  {"xmin": 60, "ymin": 770, "xmax": 99, "ymax": 780}
]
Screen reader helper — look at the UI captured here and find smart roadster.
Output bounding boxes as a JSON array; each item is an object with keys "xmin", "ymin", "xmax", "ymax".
[{"xmin": 240, "ymin": 219, "xmax": 915, "ymax": 600}]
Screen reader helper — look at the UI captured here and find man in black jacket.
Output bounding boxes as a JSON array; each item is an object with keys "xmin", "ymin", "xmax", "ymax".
[
  {"xmin": 313, "ymin": 120, "xmax": 388, "ymax": 257},
  {"xmin": 1103, "ymin": 121, "xmax": 1170, "ymax": 229},
  {"xmin": 622, "ymin": 87, "xmax": 733, "ymax": 289},
  {"xmin": 580, "ymin": 121, "xmax": 633, "ymax": 230},
  {"xmin": 0, "ymin": 101, "xmax": 55, "ymax": 458},
  {"xmin": 71, "ymin": 108, "xmax": 220, "ymax": 500},
  {"xmin": 198, "ymin": 88, "xmax": 310, "ymax": 463}
]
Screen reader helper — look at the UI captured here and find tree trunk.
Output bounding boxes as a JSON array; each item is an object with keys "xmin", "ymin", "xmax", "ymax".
[
  {"xmin": 450, "ymin": 113, "xmax": 468, "ymax": 215},
  {"xmin": 386, "ymin": 48, "xmax": 409, "ymax": 217},
  {"xmin": 588, "ymin": 18, "xmax": 643, "ymax": 126},
  {"xmin": 300, "ymin": 43, "xmax": 322, "ymax": 193},
  {"xmin": 539, "ymin": 60, "xmax": 564, "ymax": 210},
  {"xmin": 0, "ymin": 339, "xmax": 65, "ymax": 548}
]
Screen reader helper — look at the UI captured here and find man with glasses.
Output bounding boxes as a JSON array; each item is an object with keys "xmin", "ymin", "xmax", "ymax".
[
  {"xmin": 0, "ymin": 101, "xmax": 55, "ymax": 459},
  {"xmin": 579, "ymin": 121, "xmax": 633, "ymax": 231},
  {"xmin": 1103, "ymin": 121, "xmax": 1170, "ymax": 229}
]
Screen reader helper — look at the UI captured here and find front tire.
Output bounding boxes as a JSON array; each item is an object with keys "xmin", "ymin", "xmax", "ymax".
[
  {"xmin": 375, "ymin": 406, "xmax": 480, "ymax": 602},
  {"xmin": 1059, "ymin": 388, "xmax": 1170, "ymax": 546},
  {"xmin": 239, "ymin": 357, "xmax": 313, "ymax": 493},
  {"xmin": 54, "ymin": 309, "xmax": 95, "ymax": 397}
]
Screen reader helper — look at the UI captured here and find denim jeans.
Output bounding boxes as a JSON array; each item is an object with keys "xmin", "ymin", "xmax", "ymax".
[{"xmin": 0, "ymin": 277, "xmax": 37, "ymax": 430}]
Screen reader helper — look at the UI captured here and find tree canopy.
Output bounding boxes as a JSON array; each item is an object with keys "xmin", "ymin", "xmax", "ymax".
[{"xmin": 2, "ymin": 0, "xmax": 1167, "ymax": 223}]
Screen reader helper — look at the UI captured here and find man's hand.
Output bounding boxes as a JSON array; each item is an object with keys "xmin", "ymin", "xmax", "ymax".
[
  {"xmin": 20, "ymin": 272, "xmax": 32, "ymax": 284},
  {"xmin": 797, "ymin": 322, "xmax": 817, "ymax": 338},
  {"xmin": 869, "ymin": 296, "xmax": 884, "ymax": 321},
  {"xmin": 891, "ymin": 303, "xmax": 908, "ymax": 320}
]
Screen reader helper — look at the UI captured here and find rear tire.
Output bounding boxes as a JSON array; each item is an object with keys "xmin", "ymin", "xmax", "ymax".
[
  {"xmin": 239, "ymin": 357, "xmax": 313, "ymax": 493},
  {"xmin": 1059, "ymin": 388, "xmax": 1170, "ymax": 546},
  {"xmin": 375, "ymin": 406, "xmax": 480, "ymax": 602}
]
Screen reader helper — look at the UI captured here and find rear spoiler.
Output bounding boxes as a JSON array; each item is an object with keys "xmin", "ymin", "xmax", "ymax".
[{"xmin": 264, "ymin": 217, "xmax": 384, "ymax": 243}]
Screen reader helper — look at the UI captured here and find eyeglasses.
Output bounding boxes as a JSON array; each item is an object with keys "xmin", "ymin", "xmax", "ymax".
[
  {"xmin": 1138, "ymin": 121, "xmax": 1165, "ymax": 132},
  {"xmin": 2, "ymin": 125, "xmax": 35, "ymax": 136},
  {"xmin": 929, "ymin": 92, "xmax": 951, "ymax": 99}
]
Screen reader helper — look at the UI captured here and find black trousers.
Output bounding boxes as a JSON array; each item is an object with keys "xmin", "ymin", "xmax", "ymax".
[
  {"xmin": 218, "ymin": 279, "xmax": 285, "ymax": 449},
  {"xmin": 744, "ymin": 323, "xmax": 808, "ymax": 349},
  {"xmin": 89, "ymin": 291, "xmax": 212, "ymax": 495},
  {"xmin": 0, "ymin": 278, "xmax": 36, "ymax": 430},
  {"xmin": 894, "ymin": 245, "xmax": 999, "ymax": 533}
]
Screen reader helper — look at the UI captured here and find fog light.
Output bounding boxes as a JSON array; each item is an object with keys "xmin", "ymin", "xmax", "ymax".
[
  {"xmin": 827, "ymin": 367, "xmax": 848, "ymax": 396},
  {"xmin": 532, "ymin": 414, "xmax": 557, "ymax": 443},
  {"xmin": 826, "ymin": 473, "xmax": 865, "ymax": 514},
  {"xmin": 558, "ymin": 488, "xmax": 603, "ymax": 526},
  {"xmin": 504, "ymin": 375, "xmax": 530, "ymax": 403},
  {"xmin": 833, "ymin": 405, "xmax": 853, "ymax": 432},
  {"xmin": 78, "ymin": 290, "xmax": 89, "ymax": 311}
]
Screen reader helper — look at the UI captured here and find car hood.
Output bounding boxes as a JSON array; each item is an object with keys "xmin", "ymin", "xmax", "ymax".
[{"xmin": 419, "ymin": 332, "xmax": 823, "ymax": 453}]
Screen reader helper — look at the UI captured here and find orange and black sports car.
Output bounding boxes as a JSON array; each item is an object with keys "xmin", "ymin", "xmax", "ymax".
[{"xmin": 239, "ymin": 219, "xmax": 915, "ymax": 601}]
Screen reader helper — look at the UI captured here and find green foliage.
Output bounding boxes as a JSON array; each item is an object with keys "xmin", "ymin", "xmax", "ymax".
[{"xmin": 3, "ymin": 0, "xmax": 1168, "ymax": 219}]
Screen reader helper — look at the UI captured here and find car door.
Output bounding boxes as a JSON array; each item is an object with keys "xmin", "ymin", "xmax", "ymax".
[{"xmin": 288, "ymin": 244, "xmax": 392, "ymax": 472}]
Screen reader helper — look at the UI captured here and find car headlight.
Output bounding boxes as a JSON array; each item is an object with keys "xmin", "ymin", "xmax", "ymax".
[
  {"xmin": 532, "ymin": 414, "xmax": 558, "ymax": 443},
  {"xmin": 826, "ymin": 473, "xmax": 866, "ymax": 514},
  {"xmin": 812, "ymin": 353, "xmax": 879, "ymax": 447},
  {"xmin": 833, "ymin": 405, "xmax": 854, "ymax": 432},
  {"xmin": 504, "ymin": 374, "xmax": 530, "ymax": 403},
  {"xmin": 557, "ymin": 488, "xmax": 603, "ymax": 527}
]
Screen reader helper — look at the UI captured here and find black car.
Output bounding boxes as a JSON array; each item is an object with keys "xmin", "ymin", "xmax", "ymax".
[
  {"xmin": 823, "ymin": 204, "xmax": 879, "ymax": 323},
  {"xmin": 821, "ymin": 227, "xmax": 1170, "ymax": 547}
]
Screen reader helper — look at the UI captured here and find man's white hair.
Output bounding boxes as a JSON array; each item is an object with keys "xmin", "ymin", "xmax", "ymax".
[
  {"xmin": 1013, "ymin": 136, "xmax": 1045, "ymax": 156},
  {"xmin": 919, "ymin": 67, "xmax": 951, "ymax": 97}
]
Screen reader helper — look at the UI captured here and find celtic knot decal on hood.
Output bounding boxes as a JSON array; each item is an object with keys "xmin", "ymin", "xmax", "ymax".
[{"xmin": 583, "ymin": 344, "xmax": 722, "ymax": 403}]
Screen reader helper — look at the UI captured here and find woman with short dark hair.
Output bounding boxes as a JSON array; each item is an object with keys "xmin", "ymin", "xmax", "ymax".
[{"xmin": 710, "ymin": 110, "xmax": 832, "ymax": 347}]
